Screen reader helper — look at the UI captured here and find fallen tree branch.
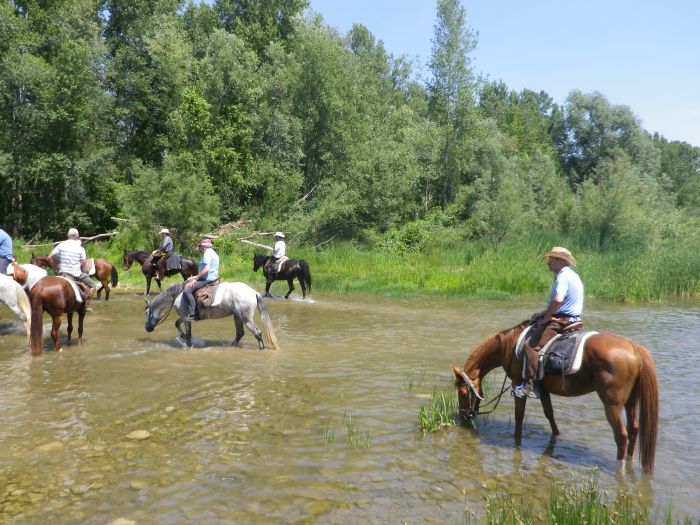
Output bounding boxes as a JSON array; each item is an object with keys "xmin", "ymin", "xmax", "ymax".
[
  {"xmin": 314, "ymin": 235, "xmax": 337, "ymax": 250},
  {"xmin": 240, "ymin": 239, "xmax": 273, "ymax": 251}
]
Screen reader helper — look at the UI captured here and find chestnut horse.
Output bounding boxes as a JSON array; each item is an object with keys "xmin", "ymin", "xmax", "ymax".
[
  {"xmin": 122, "ymin": 250, "xmax": 197, "ymax": 295},
  {"xmin": 452, "ymin": 321, "xmax": 658, "ymax": 473},
  {"xmin": 252, "ymin": 253, "xmax": 312, "ymax": 299},
  {"xmin": 30, "ymin": 253, "xmax": 118, "ymax": 300},
  {"xmin": 29, "ymin": 276, "xmax": 86, "ymax": 355}
]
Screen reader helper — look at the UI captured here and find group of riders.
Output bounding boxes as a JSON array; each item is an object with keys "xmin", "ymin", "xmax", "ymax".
[{"xmin": 4, "ymin": 223, "xmax": 581, "ymax": 399}]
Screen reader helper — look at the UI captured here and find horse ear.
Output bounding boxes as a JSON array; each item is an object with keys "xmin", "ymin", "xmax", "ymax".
[
  {"xmin": 452, "ymin": 365, "xmax": 464, "ymax": 382},
  {"xmin": 144, "ymin": 299, "xmax": 151, "ymax": 307}
]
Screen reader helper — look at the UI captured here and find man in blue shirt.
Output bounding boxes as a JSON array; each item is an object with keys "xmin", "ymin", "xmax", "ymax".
[
  {"xmin": 182, "ymin": 238, "xmax": 220, "ymax": 321},
  {"xmin": 0, "ymin": 228, "xmax": 15, "ymax": 275},
  {"xmin": 513, "ymin": 246, "xmax": 584, "ymax": 399}
]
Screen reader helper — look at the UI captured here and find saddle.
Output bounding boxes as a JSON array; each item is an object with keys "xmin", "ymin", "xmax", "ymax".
[
  {"xmin": 515, "ymin": 323, "xmax": 597, "ymax": 378},
  {"xmin": 9, "ymin": 262, "xmax": 28, "ymax": 286},
  {"xmin": 193, "ymin": 279, "xmax": 220, "ymax": 313},
  {"xmin": 58, "ymin": 274, "xmax": 90, "ymax": 304}
]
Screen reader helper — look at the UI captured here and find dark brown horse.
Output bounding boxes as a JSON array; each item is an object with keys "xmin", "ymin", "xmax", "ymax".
[
  {"xmin": 252, "ymin": 253, "xmax": 312, "ymax": 299},
  {"xmin": 29, "ymin": 276, "xmax": 86, "ymax": 355},
  {"xmin": 30, "ymin": 253, "xmax": 118, "ymax": 300},
  {"xmin": 122, "ymin": 250, "xmax": 197, "ymax": 295},
  {"xmin": 452, "ymin": 321, "xmax": 659, "ymax": 473}
]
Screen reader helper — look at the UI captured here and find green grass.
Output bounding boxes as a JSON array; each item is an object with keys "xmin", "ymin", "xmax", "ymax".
[
  {"xmin": 16, "ymin": 231, "xmax": 700, "ymax": 302},
  {"xmin": 463, "ymin": 476, "xmax": 700, "ymax": 525}
]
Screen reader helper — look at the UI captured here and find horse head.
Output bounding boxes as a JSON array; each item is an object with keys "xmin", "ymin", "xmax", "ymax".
[
  {"xmin": 252, "ymin": 253, "xmax": 267, "ymax": 272},
  {"xmin": 453, "ymin": 365, "xmax": 483, "ymax": 420},
  {"xmin": 144, "ymin": 284, "xmax": 182, "ymax": 332},
  {"xmin": 123, "ymin": 250, "xmax": 133, "ymax": 270}
]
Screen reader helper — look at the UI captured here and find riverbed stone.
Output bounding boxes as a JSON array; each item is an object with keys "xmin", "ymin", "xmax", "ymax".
[
  {"xmin": 108, "ymin": 519, "xmax": 136, "ymax": 525},
  {"xmin": 37, "ymin": 441, "xmax": 64, "ymax": 452},
  {"xmin": 125, "ymin": 430, "xmax": 151, "ymax": 441}
]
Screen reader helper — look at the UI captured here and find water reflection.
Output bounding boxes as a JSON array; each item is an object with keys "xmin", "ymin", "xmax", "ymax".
[{"xmin": 0, "ymin": 290, "xmax": 698, "ymax": 522}]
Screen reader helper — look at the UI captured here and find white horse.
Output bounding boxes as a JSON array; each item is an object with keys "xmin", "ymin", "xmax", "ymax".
[
  {"xmin": 145, "ymin": 281, "xmax": 280, "ymax": 350},
  {"xmin": 6, "ymin": 263, "xmax": 48, "ymax": 291},
  {"xmin": 0, "ymin": 273, "xmax": 32, "ymax": 336}
]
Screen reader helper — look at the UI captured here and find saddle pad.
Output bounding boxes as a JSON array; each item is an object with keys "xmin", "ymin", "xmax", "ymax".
[
  {"xmin": 57, "ymin": 276, "xmax": 83, "ymax": 303},
  {"xmin": 514, "ymin": 325, "xmax": 533, "ymax": 361},
  {"xmin": 540, "ymin": 330, "xmax": 599, "ymax": 376},
  {"xmin": 193, "ymin": 282, "xmax": 222, "ymax": 309},
  {"xmin": 85, "ymin": 258, "xmax": 96, "ymax": 276},
  {"xmin": 166, "ymin": 253, "xmax": 182, "ymax": 272}
]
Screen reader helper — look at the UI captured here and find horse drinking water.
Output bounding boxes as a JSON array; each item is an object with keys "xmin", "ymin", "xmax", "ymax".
[
  {"xmin": 252, "ymin": 253, "xmax": 312, "ymax": 299},
  {"xmin": 144, "ymin": 281, "xmax": 280, "ymax": 350},
  {"xmin": 452, "ymin": 320, "xmax": 658, "ymax": 473}
]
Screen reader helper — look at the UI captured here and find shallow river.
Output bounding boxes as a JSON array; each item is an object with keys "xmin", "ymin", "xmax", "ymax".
[{"xmin": 0, "ymin": 287, "xmax": 698, "ymax": 524}]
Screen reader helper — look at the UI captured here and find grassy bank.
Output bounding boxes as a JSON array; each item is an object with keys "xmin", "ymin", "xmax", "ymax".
[{"xmin": 15, "ymin": 233, "xmax": 700, "ymax": 302}]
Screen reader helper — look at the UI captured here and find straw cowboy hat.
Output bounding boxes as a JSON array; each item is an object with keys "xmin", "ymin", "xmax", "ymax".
[
  {"xmin": 159, "ymin": 228, "xmax": 170, "ymax": 235},
  {"xmin": 543, "ymin": 246, "xmax": 576, "ymax": 266},
  {"xmin": 198, "ymin": 238, "xmax": 212, "ymax": 247},
  {"xmin": 273, "ymin": 232, "xmax": 285, "ymax": 238}
]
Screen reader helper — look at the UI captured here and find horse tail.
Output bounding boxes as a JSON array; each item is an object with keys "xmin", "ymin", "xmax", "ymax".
[
  {"xmin": 633, "ymin": 342, "xmax": 658, "ymax": 474},
  {"xmin": 256, "ymin": 294, "xmax": 280, "ymax": 350},
  {"xmin": 29, "ymin": 287, "xmax": 44, "ymax": 355},
  {"xmin": 301, "ymin": 261, "xmax": 312, "ymax": 293},
  {"xmin": 14, "ymin": 281, "xmax": 32, "ymax": 338},
  {"xmin": 110, "ymin": 263, "xmax": 119, "ymax": 287}
]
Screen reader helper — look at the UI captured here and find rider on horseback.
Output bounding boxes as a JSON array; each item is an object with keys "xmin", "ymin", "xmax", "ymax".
[
  {"xmin": 513, "ymin": 246, "xmax": 584, "ymax": 400},
  {"xmin": 0, "ymin": 227, "xmax": 15, "ymax": 275},
  {"xmin": 264, "ymin": 232, "xmax": 286, "ymax": 277},
  {"xmin": 182, "ymin": 238, "xmax": 219, "ymax": 322},
  {"xmin": 50, "ymin": 228, "xmax": 96, "ymax": 302},
  {"xmin": 152, "ymin": 228, "xmax": 174, "ymax": 280}
]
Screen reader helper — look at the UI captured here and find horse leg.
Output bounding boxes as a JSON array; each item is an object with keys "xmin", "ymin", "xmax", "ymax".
[
  {"xmin": 67, "ymin": 312, "xmax": 73, "ymax": 343},
  {"xmin": 102, "ymin": 278, "xmax": 110, "ymax": 301},
  {"xmin": 265, "ymin": 280, "xmax": 272, "ymax": 298},
  {"xmin": 77, "ymin": 306, "xmax": 85, "ymax": 344},
  {"xmin": 513, "ymin": 396, "xmax": 527, "ymax": 441},
  {"xmin": 299, "ymin": 277, "xmax": 306, "ymax": 299},
  {"xmin": 185, "ymin": 320, "xmax": 192, "ymax": 347},
  {"xmin": 51, "ymin": 314, "xmax": 63, "ymax": 352},
  {"xmin": 175, "ymin": 318, "xmax": 186, "ymax": 340},
  {"xmin": 145, "ymin": 275, "xmax": 151, "ymax": 296},
  {"xmin": 538, "ymin": 389, "xmax": 560, "ymax": 435},
  {"xmin": 244, "ymin": 317, "xmax": 265, "ymax": 350},
  {"xmin": 285, "ymin": 278, "xmax": 294, "ymax": 299},
  {"xmin": 624, "ymin": 391, "xmax": 640, "ymax": 462},
  {"xmin": 232, "ymin": 315, "xmax": 245, "ymax": 346},
  {"xmin": 603, "ymin": 402, "xmax": 629, "ymax": 468}
]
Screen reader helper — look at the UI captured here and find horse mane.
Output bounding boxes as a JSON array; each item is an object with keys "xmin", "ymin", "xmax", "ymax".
[
  {"xmin": 151, "ymin": 281, "xmax": 187, "ymax": 309},
  {"xmin": 464, "ymin": 320, "xmax": 529, "ymax": 370}
]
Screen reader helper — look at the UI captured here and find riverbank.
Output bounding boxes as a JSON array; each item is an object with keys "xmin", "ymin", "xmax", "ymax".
[{"xmin": 15, "ymin": 235, "xmax": 700, "ymax": 302}]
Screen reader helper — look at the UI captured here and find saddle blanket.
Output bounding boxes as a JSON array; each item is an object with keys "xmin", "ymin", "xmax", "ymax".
[
  {"xmin": 515, "ymin": 325, "xmax": 598, "ymax": 376},
  {"xmin": 165, "ymin": 253, "xmax": 182, "ymax": 272},
  {"xmin": 276, "ymin": 256, "xmax": 288, "ymax": 273},
  {"xmin": 57, "ymin": 276, "xmax": 83, "ymax": 303},
  {"xmin": 85, "ymin": 258, "xmax": 96, "ymax": 276}
]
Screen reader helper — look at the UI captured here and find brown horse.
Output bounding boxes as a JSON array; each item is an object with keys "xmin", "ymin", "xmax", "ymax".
[
  {"xmin": 29, "ymin": 276, "xmax": 86, "ymax": 355},
  {"xmin": 452, "ymin": 321, "xmax": 659, "ymax": 473},
  {"xmin": 30, "ymin": 253, "xmax": 118, "ymax": 300}
]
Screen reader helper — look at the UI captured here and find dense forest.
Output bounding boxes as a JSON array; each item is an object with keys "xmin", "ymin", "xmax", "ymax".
[{"xmin": 1, "ymin": 0, "xmax": 699, "ymax": 251}]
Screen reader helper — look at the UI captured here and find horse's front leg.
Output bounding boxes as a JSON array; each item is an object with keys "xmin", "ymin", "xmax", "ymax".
[
  {"xmin": 232, "ymin": 315, "xmax": 244, "ymax": 346},
  {"xmin": 175, "ymin": 318, "xmax": 186, "ymax": 339},
  {"xmin": 51, "ymin": 315, "xmax": 63, "ymax": 352},
  {"xmin": 285, "ymin": 278, "xmax": 294, "ymax": 299},
  {"xmin": 144, "ymin": 274, "xmax": 151, "ymax": 295},
  {"xmin": 513, "ymin": 396, "xmax": 527, "ymax": 441},
  {"xmin": 265, "ymin": 279, "xmax": 272, "ymax": 298},
  {"xmin": 185, "ymin": 320, "xmax": 192, "ymax": 347},
  {"xmin": 539, "ymin": 389, "xmax": 559, "ymax": 435}
]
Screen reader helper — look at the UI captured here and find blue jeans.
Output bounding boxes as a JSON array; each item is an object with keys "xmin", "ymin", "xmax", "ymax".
[{"xmin": 182, "ymin": 280, "xmax": 208, "ymax": 317}]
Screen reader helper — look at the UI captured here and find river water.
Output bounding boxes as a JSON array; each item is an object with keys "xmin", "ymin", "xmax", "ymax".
[{"xmin": 0, "ymin": 288, "xmax": 698, "ymax": 524}]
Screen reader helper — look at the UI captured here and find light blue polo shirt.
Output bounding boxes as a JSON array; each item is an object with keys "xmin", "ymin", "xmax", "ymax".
[
  {"xmin": 200, "ymin": 248, "xmax": 219, "ymax": 281},
  {"xmin": 546, "ymin": 266, "xmax": 583, "ymax": 317}
]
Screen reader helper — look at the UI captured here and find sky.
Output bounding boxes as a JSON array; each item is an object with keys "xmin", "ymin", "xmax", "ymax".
[{"xmin": 307, "ymin": 0, "xmax": 700, "ymax": 147}]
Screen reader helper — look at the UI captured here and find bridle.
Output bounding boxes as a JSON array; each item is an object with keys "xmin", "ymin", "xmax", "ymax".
[{"xmin": 458, "ymin": 342, "xmax": 517, "ymax": 421}]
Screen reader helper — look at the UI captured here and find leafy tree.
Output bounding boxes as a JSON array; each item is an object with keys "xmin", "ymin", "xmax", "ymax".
[
  {"xmin": 428, "ymin": 0, "xmax": 478, "ymax": 208},
  {"xmin": 118, "ymin": 153, "xmax": 220, "ymax": 247}
]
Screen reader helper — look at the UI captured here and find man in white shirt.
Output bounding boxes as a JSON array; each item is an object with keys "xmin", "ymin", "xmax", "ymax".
[
  {"xmin": 264, "ymin": 232, "xmax": 286, "ymax": 276},
  {"xmin": 50, "ymin": 228, "xmax": 96, "ymax": 298}
]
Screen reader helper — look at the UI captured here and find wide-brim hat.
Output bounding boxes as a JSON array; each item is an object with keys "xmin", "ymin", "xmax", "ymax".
[
  {"xmin": 274, "ymin": 232, "xmax": 285, "ymax": 238},
  {"xmin": 198, "ymin": 238, "xmax": 212, "ymax": 247},
  {"xmin": 543, "ymin": 246, "xmax": 576, "ymax": 266},
  {"xmin": 160, "ymin": 228, "xmax": 170, "ymax": 235}
]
